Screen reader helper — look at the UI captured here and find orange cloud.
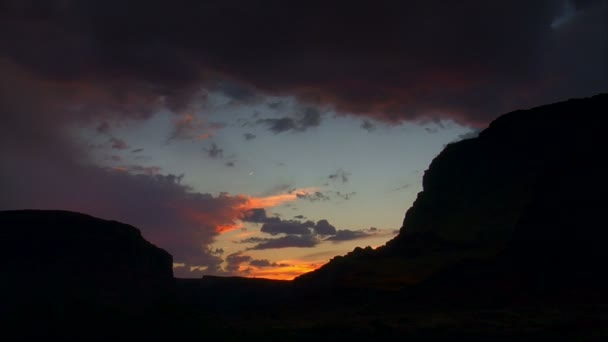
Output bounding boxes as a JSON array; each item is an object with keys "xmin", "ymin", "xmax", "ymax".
[
  {"xmin": 175, "ymin": 187, "xmax": 318, "ymax": 236},
  {"xmin": 242, "ymin": 187, "xmax": 319, "ymax": 209},
  {"xmin": 215, "ymin": 222, "xmax": 244, "ymax": 234},
  {"xmin": 235, "ymin": 230, "xmax": 255, "ymax": 239}
]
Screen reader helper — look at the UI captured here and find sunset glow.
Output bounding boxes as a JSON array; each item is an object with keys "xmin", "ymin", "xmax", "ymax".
[
  {"xmin": 3, "ymin": 0, "xmax": 604, "ymax": 281},
  {"xmin": 2, "ymin": 2, "xmax": 606, "ymax": 338},
  {"xmin": 248, "ymin": 261, "xmax": 322, "ymax": 280}
]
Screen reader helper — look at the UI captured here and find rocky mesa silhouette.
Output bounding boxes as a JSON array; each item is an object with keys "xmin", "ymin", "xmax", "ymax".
[
  {"xmin": 0, "ymin": 210, "xmax": 174, "ymax": 324},
  {"xmin": 296, "ymin": 93, "xmax": 608, "ymax": 300}
]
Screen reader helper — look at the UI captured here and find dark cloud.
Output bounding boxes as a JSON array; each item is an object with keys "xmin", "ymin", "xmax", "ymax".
[
  {"xmin": 109, "ymin": 137, "xmax": 129, "ymax": 150},
  {"xmin": 240, "ymin": 207, "xmax": 378, "ymax": 250},
  {"xmin": 260, "ymin": 221, "xmax": 314, "ymax": 236},
  {"xmin": 221, "ymin": 252, "xmax": 290, "ymax": 272},
  {"xmin": 293, "ymin": 214, "xmax": 306, "ymax": 220},
  {"xmin": 213, "ymin": 81, "xmax": 259, "ymax": 103},
  {"xmin": 249, "ymin": 259, "xmax": 289, "ymax": 268},
  {"xmin": 97, "ymin": 122, "xmax": 110, "ymax": 134},
  {"xmin": 313, "ymin": 219, "xmax": 337, "ymax": 236},
  {"xmin": 205, "ymin": 143, "xmax": 223, "ymax": 159},
  {"xmin": 256, "ymin": 107, "xmax": 323, "ymax": 133},
  {"xmin": 335, "ymin": 191, "xmax": 356, "ymax": 200},
  {"xmin": 325, "ymin": 229, "xmax": 372, "ymax": 243},
  {"xmin": 225, "ymin": 252, "xmax": 252, "ymax": 273},
  {"xmin": 361, "ymin": 120, "xmax": 376, "ymax": 132},
  {"xmin": 241, "ymin": 208, "xmax": 280, "ymax": 224},
  {"xmin": 296, "ymin": 191, "xmax": 331, "ymax": 202},
  {"xmin": 249, "ymin": 235, "xmax": 319, "ymax": 250},
  {"xmin": 187, "ymin": 246, "xmax": 231, "ymax": 276},
  {"xmin": 241, "ymin": 208, "xmax": 369, "ymax": 248},
  {"xmin": 0, "ymin": 0, "xmax": 605, "ymax": 127},
  {"xmin": 328, "ymin": 169, "xmax": 351, "ymax": 183},
  {"xmin": 239, "ymin": 237, "xmax": 269, "ymax": 244},
  {"xmin": 257, "ymin": 117, "xmax": 297, "ymax": 134},
  {"xmin": 241, "ymin": 208, "xmax": 267, "ymax": 223},
  {"xmin": 299, "ymin": 107, "xmax": 322, "ymax": 128},
  {"xmin": 243, "ymin": 133, "xmax": 256, "ymax": 141},
  {"xmin": 268, "ymin": 101, "xmax": 285, "ymax": 110}
]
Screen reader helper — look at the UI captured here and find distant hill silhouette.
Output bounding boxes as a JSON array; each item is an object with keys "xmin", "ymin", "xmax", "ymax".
[
  {"xmin": 0, "ymin": 210, "xmax": 174, "ymax": 331},
  {"xmin": 296, "ymin": 93, "xmax": 608, "ymax": 298}
]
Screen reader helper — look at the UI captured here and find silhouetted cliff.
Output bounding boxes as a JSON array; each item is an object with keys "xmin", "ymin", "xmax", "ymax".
[
  {"xmin": 297, "ymin": 93, "xmax": 608, "ymax": 293},
  {"xmin": 0, "ymin": 210, "xmax": 174, "ymax": 325}
]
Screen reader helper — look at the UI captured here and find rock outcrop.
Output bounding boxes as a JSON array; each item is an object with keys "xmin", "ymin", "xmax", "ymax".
[
  {"xmin": 0, "ymin": 210, "xmax": 174, "ymax": 322},
  {"xmin": 297, "ymin": 93, "xmax": 608, "ymax": 293}
]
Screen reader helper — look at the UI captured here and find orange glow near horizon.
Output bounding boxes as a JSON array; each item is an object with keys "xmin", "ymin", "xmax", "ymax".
[
  {"xmin": 246, "ymin": 260, "xmax": 322, "ymax": 280},
  {"xmin": 178, "ymin": 187, "xmax": 329, "ymax": 279}
]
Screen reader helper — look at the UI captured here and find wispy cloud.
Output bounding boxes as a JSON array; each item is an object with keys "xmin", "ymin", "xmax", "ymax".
[
  {"xmin": 325, "ymin": 229, "xmax": 372, "ymax": 243},
  {"xmin": 239, "ymin": 207, "xmax": 375, "ymax": 250},
  {"xmin": 245, "ymin": 187, "xmax": 319, "ymax": 208},
  {"xmin": 257, "ymin": 107, "xmax": 322, "ymax": 134},
  {"xmin": 109, "ymin": 137, "xmax": 129, "ymax": 150},
  {"xmin": 361, "ymin": 120, "xmax": 376, "ymax": 132},
  {"xmin": 204, "ymin": 142, "xmax": 224, "ymax": 159},
  {"xmin": 296, "ymin": 191, "xmax": 331, "ymax": 202},
  {"xmin": 168, "ymin": 114, "xmax": 225, "ymax": 142},
  {"xmin": 328, "ymin": 169, "xmax": 351, "ymax": 184}
]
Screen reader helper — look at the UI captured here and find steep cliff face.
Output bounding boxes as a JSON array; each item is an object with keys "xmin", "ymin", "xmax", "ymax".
[
  {"xmin": 297, "ymin": 93, "xmax": 607, "ymax": 290},
  {"xmin": 0, "ymin": 210, "xmax": 174, "ymax": 320}
]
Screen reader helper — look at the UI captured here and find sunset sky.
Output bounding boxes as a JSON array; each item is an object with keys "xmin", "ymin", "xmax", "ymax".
[{"xmin": 1, "ymin": 0, "xmax": 606, "ymax": 279}]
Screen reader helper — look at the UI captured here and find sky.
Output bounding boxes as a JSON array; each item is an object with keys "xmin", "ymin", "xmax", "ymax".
[{"xmin": 1, "ymin": 0, "xmax": 606, "ymax": 279}]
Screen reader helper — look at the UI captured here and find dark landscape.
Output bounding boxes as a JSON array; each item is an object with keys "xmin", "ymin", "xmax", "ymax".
[{"xmin": 2, "ymin": 94, "xmax": 607, "ymax": 339}]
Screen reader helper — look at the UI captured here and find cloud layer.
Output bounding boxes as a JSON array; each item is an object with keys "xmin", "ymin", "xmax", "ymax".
[
  {"xmin": 241, "ymin": 208, "xmax": 374, "ymax": 250},
  {"xmin": 2, "ymin": 0, "xmax": 606, "ymax": 126}
]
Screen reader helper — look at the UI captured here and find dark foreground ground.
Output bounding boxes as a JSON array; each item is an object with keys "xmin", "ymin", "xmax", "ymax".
[
  {"xmin": 166, "ymin": 278, "xmax": 608, "ymax": 340},
  {"xmin": 4, "ymin": 277, "xmax": 607, "ymax": 340}
]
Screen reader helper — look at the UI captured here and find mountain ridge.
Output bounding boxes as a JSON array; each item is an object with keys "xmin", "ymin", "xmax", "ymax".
[{"xmin": 296, "ymin": 93, "xmax": 607, "ymax": 291}]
